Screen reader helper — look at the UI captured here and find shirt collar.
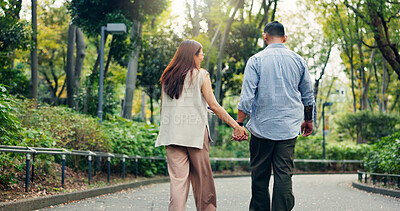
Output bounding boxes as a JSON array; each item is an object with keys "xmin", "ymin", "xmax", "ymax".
[{"xmin": 265, "ymin": 43, "xmax": 286, "ymax": 49}]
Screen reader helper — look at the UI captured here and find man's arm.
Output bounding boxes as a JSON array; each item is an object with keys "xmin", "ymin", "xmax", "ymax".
[
  {"xmin": 235, "ymin": 57, "xmax": 259, "ymax": 141},
  {"xmin": 299, "ymin": 58, "xmax": 315, "ymax": 137},
  {"xmin": 237, "ymin": 110, "xmax": 247, "ymax": 123},
  {"xmin": 237, "ymin": 57, "xmax": 259, "ymax": 117},
  {"xmin": 304, "ymin": 105, "xmax": 313, "ymax": 122}
]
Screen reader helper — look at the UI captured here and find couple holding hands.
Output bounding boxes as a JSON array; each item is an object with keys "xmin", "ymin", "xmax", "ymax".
[{"xmin": 156, "ymin": 21, "xmax": 314, "ymax": 211}]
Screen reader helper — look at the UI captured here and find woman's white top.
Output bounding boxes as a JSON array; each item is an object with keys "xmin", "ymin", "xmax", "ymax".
[{"xmin": 155, "ymin": 68, "xmax": 210, "ymax": 149}]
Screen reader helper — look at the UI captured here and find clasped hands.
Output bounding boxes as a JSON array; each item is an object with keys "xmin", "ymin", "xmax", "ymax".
[
  {"xmin": 232, "ymin": 126, "xmax": 248, "ymax": 142},
  {"xmin": 231, "ymin": 120, "xmax": 312, "ymax": 141}
]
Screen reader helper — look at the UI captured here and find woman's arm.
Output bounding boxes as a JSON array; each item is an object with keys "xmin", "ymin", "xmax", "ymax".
[
  {"xmin": 160, "ymin": 89, "xmax": 163, "ymax": 115},
  {"xmin": 201, "ymin": 74, "xmax": 247, "ymax": 138}
]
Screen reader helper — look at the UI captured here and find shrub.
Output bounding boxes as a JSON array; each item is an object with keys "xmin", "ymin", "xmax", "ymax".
[
  {"xmin": 74, "ymin": 73, "xmax": 119, "ymax": 120},
  {"xmin": 17, "ymin": 100, "xmax": 111, "ymax": 152},
  {"xmin": 102, "ymin": 117, "xmax": 166, "ymax": 176},
  {"xmin": 0, "ymin": 85, "xmax": 22, "ymax": 145},
  {"xmin": 335, "ymin": 110, "xmax": 400, "ymax": 144},
  {"xmin": 364, "ymin": 132, "xmax": 400, "ymax": 174},
  {"xmin": 295, "ymin": 135, "xmax": 370, "ymax": 160},
  {"xmin": 0, "ymin": 85, "xmax": 24, "ymax": 187}
]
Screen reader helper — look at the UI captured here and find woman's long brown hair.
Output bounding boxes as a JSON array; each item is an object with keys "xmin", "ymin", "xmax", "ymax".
[{"xmin": 160, "ymin": 40, "xmax": 202, "ymax": 99}]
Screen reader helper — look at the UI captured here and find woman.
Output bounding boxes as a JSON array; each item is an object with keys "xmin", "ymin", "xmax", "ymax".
[{"xmin": 156, "ymin": 39, "xmax": 247, "ymax": 211}]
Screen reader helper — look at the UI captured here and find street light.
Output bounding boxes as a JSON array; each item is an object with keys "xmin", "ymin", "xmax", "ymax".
[
  {"xmin": 97, "ymin": 23, "xmax": 127, "ymax": 123},
  {"xmin": 322, "ymin": 102, "xmax": 333, "ymax": 160}
]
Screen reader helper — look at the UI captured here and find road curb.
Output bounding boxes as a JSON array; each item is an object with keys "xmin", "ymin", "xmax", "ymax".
[
  {"xmin": 0, "ymin": 177, "xmax": 170, "ymax": 211},
  {"xmin": 352, "ymin": 181, "xmax": 400, "ymax": 198},
  {"xmin": 0, "ymin": 174, "xmax": 252, "ymax": 211}
]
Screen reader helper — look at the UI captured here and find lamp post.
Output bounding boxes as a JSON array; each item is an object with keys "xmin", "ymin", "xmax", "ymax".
[
  {"xmin": 97, "ymin": 23, "xmax": 127, "ymax": 123},
  {"xmin": 322, "ymin": 102, "xmax": 333, "ymax": 160}
]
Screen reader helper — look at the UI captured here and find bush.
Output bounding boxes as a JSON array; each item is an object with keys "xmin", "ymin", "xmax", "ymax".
[
  {"xmin": 0, "ymin": 86, "xmax": 25, "ymax": 187},
  {"xmin": 210, "ymin": 125, "xmax": 250, "ymax": 158},
  {"xmin": 336, "ymin": 110, "xmax": 400, "ymax": 143},
  {"xmin": 74, "ymin": 73, "xmax": 119, "ymax": 120},
  {"xmin": 295, "ymin": 135, "xmax": 323, "ymax": 159},
  {"xmin": 364, "ymin": 132, "xmax": 400, "ymax": 174},
  {"xmin": 295, "ymin": 135, "xmax": 370, "ymax": 160},
  {"xmin": 17, "ymin": 100, "xmax": 110, "ymax": 152},
  {"xmin": 0, "ymin": 85, "xmax": 22, "ymax": 145},
  {"xmin": 0, "ymin": 98, "xmax": 168, "ymax": 186},
  {"xmin": 102, "ymin": 117, "xmax": 166, "ymax": 176}
]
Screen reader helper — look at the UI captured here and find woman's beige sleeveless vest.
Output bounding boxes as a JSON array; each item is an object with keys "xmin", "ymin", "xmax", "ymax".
[{"xmin": 155, "ymin": 68, "xmax": 210, "ymax": 149}]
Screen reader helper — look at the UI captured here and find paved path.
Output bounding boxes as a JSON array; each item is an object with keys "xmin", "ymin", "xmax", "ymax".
[{"xmin": 42, "ymin": 174, "xmax": 400, "ymax": 211}]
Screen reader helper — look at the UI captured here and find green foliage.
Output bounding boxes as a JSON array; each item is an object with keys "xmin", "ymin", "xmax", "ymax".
[
  {"xmin": 17, "ymin": 100, "xmax": 111, "ymax": 152},
  {"xmin": 0, "ymin": 67, "xmax": 30, "ymax": 98},
  {"xmin": 0, "ymin": 6, "xmax": 30, "ymax": 97},
  {"xmin": 0, "ymin": 17, "xmax": 30, "ymax": 55},
  {"xmin": 0, "ymin": 85, "xmax": 25, "ymax": 187},
  {"xmin": 295, "ymin": 135, "xmax": 323, "ymax": 159},
  {"xmin": 74, "ymin": 72, "xmax": 119, "ymax": 120},
  {"xmin": 0, "ymin": 85, "xmax": 22, "ymax": 145},
  {"xmin": 296, "ymin": 135, "xmax": 371, "ymax": 160},
  {"xmin": 336, "ymin": 110, "xmax": 400, "ymax": 143},
  {"xmin": 68, "ymin": 0, "xmax": 131, "ymax": 38},
  {"xmin": 102, "ymin": 117, "xmax": 165, "ymax": 176},
  {"xmin": 364, "ymin": 132, "xmax": 400, "ymax": 174},
  {"xmin": 210, "ymin": 125, "xmax": 250, "ymax": 158},
  {"xmin": 137, "ymin": 27, "xmax": 182, "ymax": 122},
  {"xmin": 68, "ymin": 0, "xmax": 167, "ymax": 37}
]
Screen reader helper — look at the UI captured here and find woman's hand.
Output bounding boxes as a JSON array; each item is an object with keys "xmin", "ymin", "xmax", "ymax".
[{"xmin": 232, "ymin": 126, "xmax": 248, "ymax": 142}]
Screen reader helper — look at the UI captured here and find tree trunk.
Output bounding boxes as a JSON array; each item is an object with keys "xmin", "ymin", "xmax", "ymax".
[
  {"xmin": 211, "ymin": 0, "xmax": 243, "ymax": 141},
  {"xmin": 356, "ymin": 16, "xmax": 368, "ymax": 111},
  {"xmin": 193, "ymin": 0, "xmax": 200, "ymax": 36},
  {"xmin": 270, "ymin": 0, "xmax": 278, "ymax": 22},
  {"xmin": 84, "ymin": 47, "xmax": 100, "ymax": 114},
  {"xmin": 373, "ymin": 54, "xmax": 381, "ymax": 111},
  {"xmin": 215, "ymin": 0, "xmax": 242, "ymax": 103},
  {"xmin": 66, "ymin": 23, "xmax": 77, "ymax": 108},
  {"xmin": 104, "ymin": 37, "xmax": 115, "ymax": 80},
  {"xmin": 204, "ymin": 24, "xmax": 220, "ymax": 77},
  {"xmin": 336, "ymin": 4, "xmax": 357, "ymax": 112},
  {"xmin": 74, "ymin": 27, "xmax": 86, "ymax": 90},
  {"xmin": 150, "ymin": 88, "xmax": 154, "ymax": 124},
  {"xmin": 30, "ymin": 0, "xmax": 38, "ymax": 101},
  {"xmin": 49, "ymin": 49, "xmax": 58, "ymax": 104},
  {"xmin": 391, "ymin": 90, "xmax": 399, "ymax": 112},
  {"xmin": 141, "ymin": 90, "xmax": 147, "ymax": 122},
  {"xmin": 314, "ymin": 45, "xmax": 332, "ymax": 102},
  {"xmin": 367, "ymin": 3, "xmax": 400, "ymax": 81},
  {"xmin": 382, "ymin": 59, "xmax": 388, "ymax": 112},
  {"xmin": 122, "ymin": 20, "xmax": 142, "ymax": 119},
  {"xmin": 345, "ymin": 1, "xmax": 400, "ymax": 80}
]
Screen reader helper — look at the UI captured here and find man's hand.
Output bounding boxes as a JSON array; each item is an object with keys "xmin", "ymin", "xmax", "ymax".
[
  {"xmin": 232, "ymin": 126, "xmax": 248, "ymax": 142},
  {"xmin": 301, "ymin": 120, "xmax": 313, "ymax": 137}
]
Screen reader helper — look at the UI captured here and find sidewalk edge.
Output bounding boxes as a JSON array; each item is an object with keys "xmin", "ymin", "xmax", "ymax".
[
  {"xmin": 0, "ymin": 174, "xmax": 251, "ymax": 211},
  {"xmin": 0, "ymin": 177, "xmax": 170, "ymax": 211},
  {"xmin": 352, "ymin": 181, "xmax": 400, "ymax": 198}
]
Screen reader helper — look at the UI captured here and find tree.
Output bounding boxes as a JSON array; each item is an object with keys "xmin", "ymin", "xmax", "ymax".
[
  {"xmin": 66, "ymin": 23, "xmax": 86, "ymax": 108},
  {"xmin": 35, "ymin": 2, "xmax": 72, "ymax": 105},
  {"xmin": 119, "ymin": 0, "xmax": 168, "ymax": 120},
  {"xmin": 69, "ymin": 0, "xmax": 168, "ymax": 120},
  {"xmin": 344, "ymin": 0, "xmax": 400, "ymax": 81},
  {"xmin": 138, "ymin": 29, "xmax": 182, "ymax": 123},
  {"xmin": 31, "ymin": 0, "xmax": 39, "ymax": 101},
  {"xmin": 0, "ymin": 0, "xmax": 30, "ymax": 97}
]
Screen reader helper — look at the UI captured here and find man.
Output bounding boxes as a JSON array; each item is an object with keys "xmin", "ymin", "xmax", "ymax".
[{"xmin": 235, "ymin": 21, "xmax": 314, "ymax": 211}]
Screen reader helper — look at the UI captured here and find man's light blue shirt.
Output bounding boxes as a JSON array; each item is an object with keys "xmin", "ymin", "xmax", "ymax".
[{"xmin": 238, "ymin": 43, "xmax": 314, "ymax": 140}]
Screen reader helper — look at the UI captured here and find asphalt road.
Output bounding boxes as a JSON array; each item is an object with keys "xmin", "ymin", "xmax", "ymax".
[{"xmin": 42, "ymin": 174, "xmax": 400, "ymax": 211}]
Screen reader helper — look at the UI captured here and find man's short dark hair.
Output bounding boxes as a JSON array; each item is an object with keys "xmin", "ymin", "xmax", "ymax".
[{"xmin": 264, "ymin": 21, "xmax": 285, "ymax": 37}]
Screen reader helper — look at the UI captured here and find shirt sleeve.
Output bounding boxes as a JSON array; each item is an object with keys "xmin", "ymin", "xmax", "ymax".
[
  {"xmin": 237, "ymin": 57, "xmax": 260, "ymax": 114},
  {"xmin": 298, "ymin": 58, "xmax": 315, "ymax": 106}
]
